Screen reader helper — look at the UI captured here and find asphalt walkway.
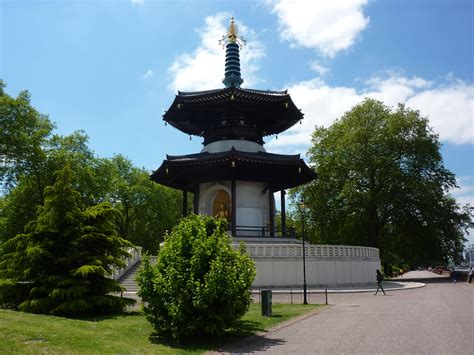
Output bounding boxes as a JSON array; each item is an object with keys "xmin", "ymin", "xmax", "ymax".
[{"xmin": 219, "ymin": 280, "xmax": 473, "ymax": 354}]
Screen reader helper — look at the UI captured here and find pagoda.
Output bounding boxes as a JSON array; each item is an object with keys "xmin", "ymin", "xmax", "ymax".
[{"xmin": 152, "ymin": 17, "xmax": 316, "ymax": 238}]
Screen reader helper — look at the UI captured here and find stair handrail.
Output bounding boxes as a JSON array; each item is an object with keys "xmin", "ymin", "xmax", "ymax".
[{"xmin": 113, "ymin": 246, "xmax": 142, "ymax": 280}]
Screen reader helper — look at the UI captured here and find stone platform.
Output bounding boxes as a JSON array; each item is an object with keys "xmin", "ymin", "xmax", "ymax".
[{"xmin": 234, "ymin": 241, "xmax": 381, "ymax": 288}]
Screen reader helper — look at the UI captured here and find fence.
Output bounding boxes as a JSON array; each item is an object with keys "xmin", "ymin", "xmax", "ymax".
[{"xmin": 252, "ymin": 289, "xmax": 329, "ymax": 305}]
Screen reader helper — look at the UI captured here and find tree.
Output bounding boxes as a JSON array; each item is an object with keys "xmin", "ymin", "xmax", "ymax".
[
  {"xmin": 0, "ymin": 80, "xmax": 54, "ymax": 191},
  {"xmin": 0, "ymin": 131, "xmax": 116, "ymax": 245},
  {"xmin": 108, "ymin": 155, "xmax": 182, "ymax": 252},
  {"xmin": 0, "ymin": 165, "xmax": 134, "ymax": 315},
  {"xmin": 300, "ymin": 98, "xmax": 472, "ymax": 267},
  {"xmin": 136, "ymin": 215, "xmax": 256, "ymax": 342}
]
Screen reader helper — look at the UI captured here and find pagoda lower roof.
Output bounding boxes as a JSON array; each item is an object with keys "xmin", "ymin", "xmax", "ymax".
[
  {"xmin": 151, "ymin": 148, "xmax": 316, "ymax": 192},
  {"xmin": 163, "ymin": 87, "xmax": 303, "ymax": 138}
]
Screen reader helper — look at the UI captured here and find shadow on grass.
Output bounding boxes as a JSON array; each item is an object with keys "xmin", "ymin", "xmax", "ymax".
[
  {"xmin": 147, "ymin": 317, "xmax": 284, "ymax": 351},
  {"xmin": 75, "ymin": 310, "xmax": 143, "ymax": 322}
]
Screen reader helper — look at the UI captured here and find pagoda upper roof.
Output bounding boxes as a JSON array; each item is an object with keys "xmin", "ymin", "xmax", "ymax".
[
  {"xmin": 163, "ymin": 87, "xmax": 303, "ymax": 140},
  {"xmin": 151, "ymin": 148, "xmax": 316, "ymax": 192},
  {"xmin": 176, "ymin": 87, "xmax": 288, "ymax": 97}
]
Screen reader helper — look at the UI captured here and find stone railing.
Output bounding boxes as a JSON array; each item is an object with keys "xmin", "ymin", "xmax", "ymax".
[
  {"xmin": 240, "ymin": 244, "xmax": 379, "ymax": 260},
  {"xmin": 112, "ymin": 246, "xmax": 142, "ymax": 280}
]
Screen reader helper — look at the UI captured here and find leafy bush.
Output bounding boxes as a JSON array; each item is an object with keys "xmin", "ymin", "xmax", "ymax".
[{"xmin": 137, "ymin": 215, "xmax": 256, "ymax": 341}]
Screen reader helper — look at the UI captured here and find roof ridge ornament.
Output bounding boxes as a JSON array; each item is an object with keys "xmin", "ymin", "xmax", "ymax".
[{"xmin": 220, "ymin": 17, "xmax": 245, "ymax": 88}]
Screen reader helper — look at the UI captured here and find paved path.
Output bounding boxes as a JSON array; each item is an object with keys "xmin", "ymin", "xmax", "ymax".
[{"xmin": 220, "ymin": 282, "xmax": 474, "ymax": 354}]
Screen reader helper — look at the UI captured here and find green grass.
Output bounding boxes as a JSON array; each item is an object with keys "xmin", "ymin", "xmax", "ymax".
[{"xmin": 0, "ymin": 303, "xmax": 322, "ymax": 354}]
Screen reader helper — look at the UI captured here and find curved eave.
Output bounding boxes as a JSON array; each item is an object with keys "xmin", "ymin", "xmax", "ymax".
[
  {"xmin": 151, "ymin": 150, "xmax": 316, "ymax": 192},
  {"xmin": 163, "ymin": 87, "xmax": 303, "ymax": 137}
]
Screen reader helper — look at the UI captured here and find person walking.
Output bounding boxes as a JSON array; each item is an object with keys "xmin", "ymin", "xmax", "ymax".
[
  {"xmin": 375, "ymin": 269, "xmax": 386, "ymax": 295},
  {"xmin": 468, "ymin": 266, "xmax": 473, "ymax": 283}
]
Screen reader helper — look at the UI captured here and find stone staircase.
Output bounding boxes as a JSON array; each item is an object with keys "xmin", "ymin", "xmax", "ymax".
[
  {"xmin": 118, "ymin": 256, "xmax": 157, "ymax": 293},
  {"xmin": 118, "ymin": 261, "xmax": 142, "ymax": 293}
]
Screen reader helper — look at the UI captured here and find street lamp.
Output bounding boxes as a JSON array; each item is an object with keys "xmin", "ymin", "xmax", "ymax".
[{"xmin": 298, "ymin": 198, "xmax": 308, "ymax": 305}]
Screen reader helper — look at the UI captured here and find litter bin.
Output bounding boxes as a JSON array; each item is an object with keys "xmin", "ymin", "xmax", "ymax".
[{"xmin": 261, "ymin": 289, "xmax": 272, "ymax": 316}]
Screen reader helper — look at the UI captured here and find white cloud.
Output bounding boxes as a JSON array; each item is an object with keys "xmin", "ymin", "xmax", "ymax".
[
  {"xmin": 141, "ymin": 69, "xmax": 153, "ymax": 79},
  {"xmin": 267, "ymin": 73, "xmax": 474, "ymax": 154},
  {"xmin": 267, "ymin": 0, "xmax": 370, "ymax": 57},
  {"xmin": 131, "ymin": 0, "xmax": 144, "ymax": 5},
  {"xmin": 168, "ymin": 13, "xmax": 265, "ymax": 92},
  {"xmin": 406, "ymin": 82, "xmax": 474, "ymax": 144},
  {"xmin": 309, "ymin": 60, "xmax": 329, "ymax": 76},
  {"xmin": 452, "ymin": 177, "xmax": 474, "ymax": 203}
]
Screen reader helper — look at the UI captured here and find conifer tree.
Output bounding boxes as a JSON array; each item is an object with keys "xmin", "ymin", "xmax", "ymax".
[{"xmin": 0, "ymin": 165, "xmax": 134, "ymax": 315}]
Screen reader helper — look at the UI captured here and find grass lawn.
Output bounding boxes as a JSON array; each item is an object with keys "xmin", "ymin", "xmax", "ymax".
[{"xmin": 0, "ymin": 303, "xmax": 322, "ymax": 354}]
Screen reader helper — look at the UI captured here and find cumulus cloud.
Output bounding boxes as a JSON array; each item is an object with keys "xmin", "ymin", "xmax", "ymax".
[
  {"xmin": 168, "ymin": 13, "xmax": 265, "ymax": 92},
  {"xmin": 266, "ymin": 73, "xmax": 474, "ymax": 154},
  {"xmin": 406, "ymin": 81, "xmax": 474, "ymax": 144},
  {"xmin": 267, "ymin": 0, "xmax": 370, "ymax": 57}
]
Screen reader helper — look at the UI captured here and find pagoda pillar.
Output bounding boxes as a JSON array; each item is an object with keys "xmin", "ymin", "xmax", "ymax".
[
  {"xmin": 182, "ymin": 190, "xmax": 188, "ymax": 217},
  {"xmin": 193, "ymin": 188, "xmax": 199, "ymax": 214},
  {"xmin": 281, "ymin": 189, "xmax": 287, "ymax": 237},
  {"xmin": 231, "ymin": 178, "xmax": 237, "ymax": 237},
  {"xmin": 269, "ymin": 189, "xmax": 275, "ymax": 236}
]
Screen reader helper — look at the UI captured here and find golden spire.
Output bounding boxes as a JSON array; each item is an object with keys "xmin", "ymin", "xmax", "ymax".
[
  {"xmin": 219, "ymin": 16, "xmax": 245, "ymax": 48},
  {"xmin": 227, "ymin": 16, "xmax": 237, "ymax": 43}
]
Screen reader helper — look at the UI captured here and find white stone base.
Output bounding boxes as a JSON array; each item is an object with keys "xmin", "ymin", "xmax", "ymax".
[{"xmin": 234, "ymin": 242, "xmax": 381, "ymax": 287}]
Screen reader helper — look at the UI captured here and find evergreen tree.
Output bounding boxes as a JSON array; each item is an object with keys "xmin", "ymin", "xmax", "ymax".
[{"xmin": 0, "ymin": 165, "xmax": 134, "ymax": 315}]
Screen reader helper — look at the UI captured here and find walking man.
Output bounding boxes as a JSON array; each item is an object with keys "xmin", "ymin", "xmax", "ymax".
[
  {"xmin": 375, "ymin": 269, "xmax": 386, "ymax": 295},
  {"xmin": 468, "ymin": 266, "xmax": 473, "ymax": 283}
]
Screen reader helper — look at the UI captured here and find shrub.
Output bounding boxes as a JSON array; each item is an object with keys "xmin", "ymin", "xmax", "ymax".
[{"xmin": 137, "ymin": 215, "xmax": 256, "ymax": 341}]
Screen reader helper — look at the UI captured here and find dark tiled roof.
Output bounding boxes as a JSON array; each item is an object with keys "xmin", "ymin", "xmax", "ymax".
[{"xmin": 151, "ymin": 148, "xmax": 316, "ymax": 192}]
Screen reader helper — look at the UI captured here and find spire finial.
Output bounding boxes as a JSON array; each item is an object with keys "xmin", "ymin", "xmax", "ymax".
[
  {"xmin": 228, "ymin": 17, "xmax": 237, "ymax": 43},
  {"xmin": 219, "ymin": 17, "xmax": 246, "ymax": 88}
]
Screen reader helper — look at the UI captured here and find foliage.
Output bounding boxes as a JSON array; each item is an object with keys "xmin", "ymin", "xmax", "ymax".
[
  {"xmin": 0, "ymin": 82, "xmax": 182, "ymax": 253},
  {"xmin": 137, "ymin": 215, "xmax": 256, "ymax": 342},
  {"xmin": 0, "ymin": 165, "xmax": 134, "ymax": 316},
  {"xmin": 108, "ymin": 155, "xmax": 182, "ymax": 252},
  {"xmin": 298, "ymin": 98, "xmax": 473, "ymax": 267},
  {"xmin": 0, "ymin": 80, "xmax": 54, "ymax": 191}
]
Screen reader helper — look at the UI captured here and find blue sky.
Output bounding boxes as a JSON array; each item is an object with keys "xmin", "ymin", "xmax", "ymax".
[{"xmin": 1, "ymin": 0, "xmax": 473, "ymax": 243}]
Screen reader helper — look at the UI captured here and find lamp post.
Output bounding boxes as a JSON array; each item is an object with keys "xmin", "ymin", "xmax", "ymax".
[{"xmin": 298, "ymin": 198, "xmax": 308, "ymax": 305}]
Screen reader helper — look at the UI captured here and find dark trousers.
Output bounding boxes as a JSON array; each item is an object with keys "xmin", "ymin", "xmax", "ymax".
[
  {"xmin": 469, "ymin": 275, "xmax": 472, "ymax": 283},
  {"xmin": 375, "ymin": 282, "xmax": 385, "ymax": 295}
]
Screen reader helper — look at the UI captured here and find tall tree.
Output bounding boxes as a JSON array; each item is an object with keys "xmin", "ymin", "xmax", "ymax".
[
  {"xmin": 0, "ymin": 166, "xmax": 134, "ymax": 315},
  {"xmin": 109, "ymin": 155, "xmax": 182, "ymax": 252},
  {"xmin": 0, "ymin": 80, "xmax": 54, "ymax": 192},
  {"xmin": 300, "ymin": 98, "xmax": 472, "ymax": 267}
]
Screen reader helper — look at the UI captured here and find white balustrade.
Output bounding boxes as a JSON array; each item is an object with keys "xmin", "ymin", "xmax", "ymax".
[{"xmin": 239, "ymin": 244, "xmax": 379, "ymax": 260}]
